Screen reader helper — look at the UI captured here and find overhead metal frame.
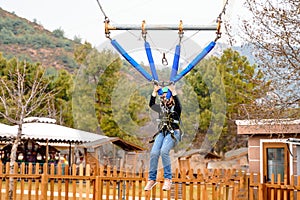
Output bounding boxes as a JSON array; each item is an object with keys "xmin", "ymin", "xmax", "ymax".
[{"xmin": 106, "ymin": 23, "xmax": 217, "ymax": 31}]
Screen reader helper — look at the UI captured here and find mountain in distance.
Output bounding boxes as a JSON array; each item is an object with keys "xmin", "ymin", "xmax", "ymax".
[{"xmin": 0, "ymin": 7, "xmax": 81, "ymax": 72}]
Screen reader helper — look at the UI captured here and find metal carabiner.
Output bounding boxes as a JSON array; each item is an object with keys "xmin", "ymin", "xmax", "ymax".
[
  {"xmin": 141, "ymin": 20, "xmax": 147, "ymax": 41},
  {"xmin": 162, "ymin": 53, "xmax": 168, "ymax": 66},
  {"xmin": 215, "ymin": 16, "xmax": 222, "ymax": 41},
  {"xmin": 104, "ymin": 17, "xmax": 111, "ymax": 38},
  {"xmin": 178, "ymin": 20, "xmax": 184, "ymax": 42}
]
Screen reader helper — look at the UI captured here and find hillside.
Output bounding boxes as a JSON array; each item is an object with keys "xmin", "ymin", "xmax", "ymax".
[{"xmin": 0, "ymin": 7, "xmax": 80, "ymax": 71}]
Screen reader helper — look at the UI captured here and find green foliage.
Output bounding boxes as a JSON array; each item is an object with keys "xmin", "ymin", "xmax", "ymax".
[
  {"xmin": 0, "ymin": 54, "xmax": 74, "ymax": 126},
  {"xmin": 184, "ymin": 48, "xmax": 269, "ymax": 152},
  {"xmin": 58, "ymin": 55, "xmax": 78, "ymax": 69},
  {"xmin": 73, "ymin": 36, "xmax": 82, "ymax": 44},
  {"xmin": 53, "ymin": 28, "xmax": 65, "ymax": 38},
  {"xmin": 47, "ymin": 68, "xmax": 74, "ymax": 126},
  {"xmin": 0, "ymin": 15, "xmax": 74, "ymax": 49},
  {"xmin": 96, "ymin": 56, "xmax": 143, "ymax": 145},
  {"xmin": 72, "ymin": 44, "xmax": 145, "ymax": 145}
]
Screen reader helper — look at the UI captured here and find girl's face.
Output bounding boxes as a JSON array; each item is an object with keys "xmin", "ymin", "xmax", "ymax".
[{"xmin": 161, "ymin": 93, "xmax": 174, "ymax": 107}]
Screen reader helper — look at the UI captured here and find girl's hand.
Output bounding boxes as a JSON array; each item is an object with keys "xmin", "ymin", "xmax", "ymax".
[
  {"xmin": 152, "ymin": 85, "xmax": 161, "ymax": 96},
  {"xmin": 168, "ymin": 84, "xmax": 177, "ymax": 96}
]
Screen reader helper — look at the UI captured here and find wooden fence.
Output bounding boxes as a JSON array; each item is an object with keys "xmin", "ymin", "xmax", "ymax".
[{"xmin": 0, "ymin": 162, "xmax": 300, "ymax": 200}]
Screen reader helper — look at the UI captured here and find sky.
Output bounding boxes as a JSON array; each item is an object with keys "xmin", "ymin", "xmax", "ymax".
[{"xmin": 0, "ymin": 0, "xmax": 244, "ymax": 47}]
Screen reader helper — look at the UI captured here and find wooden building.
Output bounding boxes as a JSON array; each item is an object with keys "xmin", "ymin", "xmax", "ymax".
[
  {"xmin": 0, "ymin": 117, "xmax": 145, "ymax": 169},
  {"xmin": 236, "ymin": 118, "xmax": 300, "ymax": 183},
  {"xmin": 79, "ymin": 137, "xmax": 145, "ymax": 171},
  {"xmin": 176, "ymin": 149, "xmax": 221, "ymax": 177},
  {"xmin": 0, "ymin": 139, "xmax": 60, "ymax": 164}
]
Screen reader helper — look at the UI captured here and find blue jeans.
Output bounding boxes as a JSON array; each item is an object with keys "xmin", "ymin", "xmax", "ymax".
[{"xmin": 148, "ymin": 129, "xmax": 181, "ymax": 180}]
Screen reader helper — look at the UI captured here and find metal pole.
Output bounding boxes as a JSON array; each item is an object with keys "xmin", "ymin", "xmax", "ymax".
[{"xmin": 107, "ymin": 24, "xmax": 217, "ymax": 31}]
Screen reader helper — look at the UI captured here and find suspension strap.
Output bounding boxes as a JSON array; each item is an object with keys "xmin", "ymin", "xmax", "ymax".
[
  {"xmin": 170, "ymin": 41, "xmax": 216, "ymax": 83},
  {"xmin": 145, "ymin": 42, "xmax": 159, "ymax": 81},
  {"xmin": 170, "ymin": 20, "xmax": 184, "ymax": 81},
  {"xmin": 111, "ymin": 39, "xmax": 153, "ymax": 81},
  {"xmin": 143, "ymin": 21, "xmax": 159, "ymax": 81}
]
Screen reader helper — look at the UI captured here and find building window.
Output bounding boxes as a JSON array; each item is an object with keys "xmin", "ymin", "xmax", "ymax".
[
  {"xmin": 267, "ymin": 148, "xmax": 284, "ymax": 182},
  {"xmin": 263, "ymin": 142, "xmax": 289, "ymax": 184}
]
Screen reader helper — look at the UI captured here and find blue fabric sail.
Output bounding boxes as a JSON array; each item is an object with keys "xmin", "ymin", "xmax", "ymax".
[
  {"xmin": 170, "ymin": 44, "xmax": 181, "ymax": 81},
  {"xmin": 145, "ymin": 42, "xmax": 159, "ymax": 81},
  {"xmin": 111, "ymin": 39, "xmax": 153, "ymax": 82},
  {"xmin": 170, "ymin": 41, "xmax": 216, "ymax": 83}
]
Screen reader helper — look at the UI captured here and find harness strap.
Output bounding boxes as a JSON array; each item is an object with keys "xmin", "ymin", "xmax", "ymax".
[{"xmin": 149, "ymin": 129, "xmax": 177, "ymax": 143}]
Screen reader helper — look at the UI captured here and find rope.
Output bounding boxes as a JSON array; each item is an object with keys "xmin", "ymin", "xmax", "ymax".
[
  {"xmin": 146, "ymin": 33, "xmax": 180, "ymax": 62},
  {"xmin": 214, "ymin": 0, "xmax": 230, "ymax": 41},
  {"xmin": 96, "ymin": 0, "xmax": 109, "ymax": 20},
  {"xmin": 219, "ymin": 0, "xmax": 230, "ymax": 18}
]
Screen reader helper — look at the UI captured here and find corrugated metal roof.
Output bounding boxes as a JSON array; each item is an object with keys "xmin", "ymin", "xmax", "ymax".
[
  {"xmin": 0, "ymin": 122, "xmax": 107, "ymax": 143},
  {"xmin": 178, "ymin": 149, "xmax": 221, "ymax": 159},
  {"xmin": 235, "ymin": 118, "xmax": 300, "ymax": 126},
  {"xmin": 224, "ymin": 147, "xmax": 248, "ymax": 159},
  {"xmin": 0, "ymin": 122, "xmax": 145, "ymax": 151},
  {"xmin": 0, "ymin": 123, "xmax": 16, "ymax": 141},
  {"xmin": 81, "ymin": 137, "xmax": 146, "ymax": 152}
]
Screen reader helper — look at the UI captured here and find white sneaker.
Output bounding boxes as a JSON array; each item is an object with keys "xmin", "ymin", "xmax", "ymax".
[
  {"xmin": 144, "ymin": 180, "xmax": 158, "ymax": 191},
  {"xmin": 162, "ymin": 179, "xmax": 172, "ymax": 191}
]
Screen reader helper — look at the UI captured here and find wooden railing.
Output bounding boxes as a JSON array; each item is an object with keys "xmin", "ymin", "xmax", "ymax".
[{"xmin": 0, "ymin": 162, "xmax": 300, "ymax": 200}]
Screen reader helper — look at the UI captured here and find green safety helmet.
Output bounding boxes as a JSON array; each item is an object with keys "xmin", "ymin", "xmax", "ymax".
[
  {"xmin": 161, "ymin": 87, "xmax": 169, "ymax": 93},
  {"xmin": 158, "ymin": 86, "xmax": 172, "ymax": 99}
]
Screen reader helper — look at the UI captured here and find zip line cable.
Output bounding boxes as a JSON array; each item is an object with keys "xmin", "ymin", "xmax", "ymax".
[{"xmin": 96, "ymin": 0, "xmax": 108, "ymax": 20}]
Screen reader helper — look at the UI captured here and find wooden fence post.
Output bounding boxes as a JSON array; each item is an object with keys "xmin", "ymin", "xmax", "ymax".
[
  {"xmin": 0, "ymin": 162, "xmax": 2, "ymax": 200},
  {"xmin": 41, "ymin": 173, "xmax": 48, "ymax": 200},
  {"xmin": 50, "ymin": 164, "xmax": 55, "ymax": 200},
  {"xmin": 289, "ymin": 175, "xmax": 294, "ymax": 200},
  {"xmin": 72, "ymin": 163, "xmax": 77, "ymax": 200},
  {"xmin": 56, "ymin": 163, "xmax": 62, "ymax": 200},
  {"xmin": 94, "ymin": 175, "xmax": 100, "ymax": 200},
  {"xmin": 35, "ymin": 163, "xmax": 40, "ymax": 200},
  {"xmin": 64, "ymin": 164, "xmax": 69, "ymax": 200},
  {"xmin": 20, "ymin": 162, "xmax": 25, "ymax": 199},
  {"xmin": 297, "ymin": 176, "xmax": 300, "ymax": 200},
  {"xmin": 258, "ymin": 172, "xmax": 264, "ymax": 200},
  {"xmin": 249, "ymin": 173, "xmax": 254, "ymax": 200},
  {"xmin": 85, "ymin": 164, "xmax": 91, "ymax": 200},
  {"xmin": 13, "ymin": 162, "xmax": 18, "ymax": 200},
  {"xmin": 270, "ymin": 174, "xmax": 275, "ymax": 200}
]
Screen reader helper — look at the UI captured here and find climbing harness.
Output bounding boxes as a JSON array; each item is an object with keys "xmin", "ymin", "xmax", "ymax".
[{"xmin": 149, "ymin": 103, "xmax": 181, "ymax": 144}]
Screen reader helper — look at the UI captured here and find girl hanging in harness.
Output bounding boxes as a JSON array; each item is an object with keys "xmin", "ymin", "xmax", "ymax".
[{"xmin": 145, "ymin": 84, "xmax": 182, "ymax": 191}]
